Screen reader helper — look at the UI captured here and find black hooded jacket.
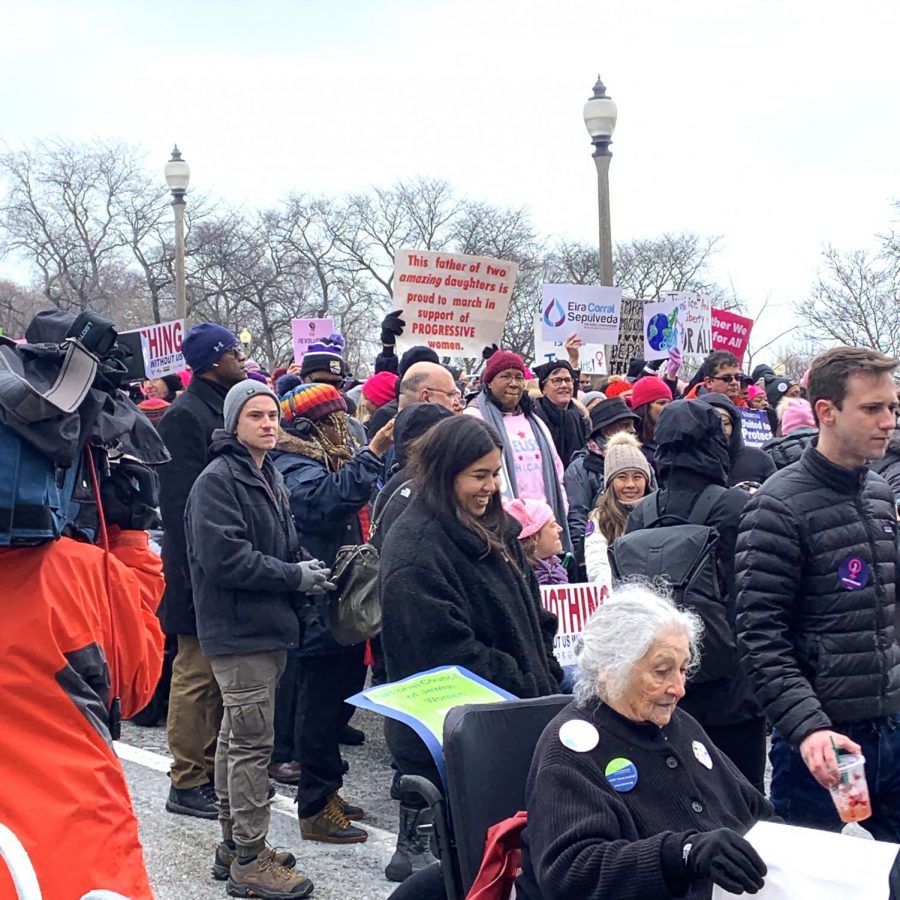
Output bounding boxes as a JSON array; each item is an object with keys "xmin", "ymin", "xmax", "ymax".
[
  {"xmin": 870, "ymin": 430, "xmax": 900, "ymax": 501},
  {"xmin": 700, "ymin": 393, "xmax": 776, "ymax": 486},
  {"xmin": 625, "ymin": 401, "xmax": 760, "ymax": 726}
]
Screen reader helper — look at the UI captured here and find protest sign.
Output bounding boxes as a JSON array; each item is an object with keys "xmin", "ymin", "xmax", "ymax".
[
  {"xmin": 643, "ymin": 292, "xmax": 712, "ymax": 361},
  {"xmin": 711, "ymin": 308, "xmax": 754, "ymax": 365},
  {"xmin": 540, "ymin": 581, "xmax": 609, "ymax": 667},
  {"xmin": 121, "ymin": 319, "xmax": 185, "ymax": 379},
  {"xmin": 740, "ymin": 408, "xmax": 773, "ymax": 448},
  {"xmin": 392, "ymin": 249, "xmax": 517, "ymax": 357},
  {"xmin": 532, "ymin": 314, "xmax": 607, "ymax": 374},
  {"xmin": 291, "ymin": 317, "xmax": 334, "ymax": 364},
  {"xmin": 347, "ymin": 665, "xmax": 515, "ymax": 785},
  {"xmin": 540, "ymin": 284, "xmax": 622, "ymax": 346}
]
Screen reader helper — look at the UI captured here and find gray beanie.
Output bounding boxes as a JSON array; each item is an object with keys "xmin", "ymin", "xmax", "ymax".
[{"xmin": 223, "ymin": 380, "xmax": 279, "ymax": 434}]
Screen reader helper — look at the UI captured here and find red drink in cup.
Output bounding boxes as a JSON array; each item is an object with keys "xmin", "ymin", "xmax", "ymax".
[{"xmin": 828, "ymin": 753, "xmax": 872, "ymax": 823}]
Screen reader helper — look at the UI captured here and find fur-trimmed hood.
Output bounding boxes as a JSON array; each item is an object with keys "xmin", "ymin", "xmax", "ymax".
[{"xmin": 274, "ymin": 426, "xmax": 327, "ymax": 463}]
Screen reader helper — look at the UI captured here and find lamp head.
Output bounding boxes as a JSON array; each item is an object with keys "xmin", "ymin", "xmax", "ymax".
[
  {"xmin": 164, "ymin": 145, "xmax": 190, "ymax": 194},
  {"xmin": 582, "ymin": 76, "xmax": 617, "ymax": 145}
]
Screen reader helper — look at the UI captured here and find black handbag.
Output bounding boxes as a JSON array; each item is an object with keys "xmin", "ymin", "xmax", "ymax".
[{"xmin": 329, "ymin": 479, "xmax": 412, "ymax": 645}]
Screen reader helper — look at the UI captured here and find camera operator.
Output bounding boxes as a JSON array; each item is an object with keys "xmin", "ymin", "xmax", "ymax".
[{"xmin": 0, "ymin": 457, "xmax": 165, "ymax": 900}]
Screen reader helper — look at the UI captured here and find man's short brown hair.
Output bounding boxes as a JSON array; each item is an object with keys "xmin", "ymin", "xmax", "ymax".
[{"xmin": 807, "ymin": 346, "xmax": 899, "ymax": 417}]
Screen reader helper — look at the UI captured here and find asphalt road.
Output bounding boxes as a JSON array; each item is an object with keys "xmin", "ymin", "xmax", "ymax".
[{"xmin": 119, "ymin": 708, "xmax": 401, "ymax": 900}]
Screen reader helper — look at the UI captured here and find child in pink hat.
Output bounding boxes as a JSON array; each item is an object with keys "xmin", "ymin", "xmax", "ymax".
[{"xmin": 503, "ymin": 497, "xmax": 569, "ymax": 586}]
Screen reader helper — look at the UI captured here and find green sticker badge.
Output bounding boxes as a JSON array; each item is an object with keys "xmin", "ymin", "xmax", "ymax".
[{"xmin": 605, "ymin": 757, "xmax": 638, "ymax": 792}]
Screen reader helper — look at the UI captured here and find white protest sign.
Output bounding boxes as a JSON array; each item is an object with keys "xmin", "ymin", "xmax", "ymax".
[
  {"xmin": 532, "ymin": 314, "xmax": 607, "ymax": 375},
  {"xmin": 643, "ymin": 292, "xmax": 713, "ymax": 361},
  {"xmin": 291, "ymin": 317, "xmax": 334, "ymax": 364},
  {"xmin": 540, "ymin": 284, "xmax": 622, "ymax": 346},
  {"xmin": 540, "ymin": 581, "xmax": 609, "ymax": 667},
  {"xmin": 392, "ymin": 249, "xmax": 517, "ymax": 357},
  {"xmin": 123, "ymin": 319, "xmax": 185, "ymax": 378},
  {"xmin": 739, "ymin": 408, "xmax": 773, "ymax": 448}
]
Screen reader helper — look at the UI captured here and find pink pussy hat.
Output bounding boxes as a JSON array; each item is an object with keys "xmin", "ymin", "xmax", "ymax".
[{"xmin": 502, "ymin": 497, "xmax": 554, "ymax": 540}]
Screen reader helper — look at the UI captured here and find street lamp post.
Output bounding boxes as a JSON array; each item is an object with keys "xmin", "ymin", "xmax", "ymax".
[
  {"xmin": 582, "ymin": 76, "xmax": 618, "ymax": 287},
  {"xmin": 164, "ymin": 146, "xmax": 190, "ymax": 321}
]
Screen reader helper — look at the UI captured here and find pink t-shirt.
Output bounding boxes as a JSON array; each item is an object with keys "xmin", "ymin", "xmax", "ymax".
[{"xmin": 464, "ymin": 406, "xmax": 565, "ymax": 506}]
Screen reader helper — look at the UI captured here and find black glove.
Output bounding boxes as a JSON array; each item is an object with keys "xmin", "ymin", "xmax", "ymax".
[
  {"xmin": 380, "ymin": 310, "xmax": 406, "ymax": 345},
  {"xmin": 683, "ymin": 828, "xmax": 766, "ymax": 894},
  {"xmin": 99, "ymin": 459, "xmax": 160, "ymax": 531},
  {"xmin": 482, "ymin": 343, "xmax": 499, "ymax": 361}
]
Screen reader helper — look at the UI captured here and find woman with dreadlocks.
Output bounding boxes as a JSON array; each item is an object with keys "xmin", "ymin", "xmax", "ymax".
[{"xmin": 270, "ymin": 382, "xmax": 395, "ymax": 845}]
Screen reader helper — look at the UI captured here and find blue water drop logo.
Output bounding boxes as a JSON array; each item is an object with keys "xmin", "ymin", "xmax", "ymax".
[{"xmin": 543, "ymin": 297, "xmax": 566, "ymax": 328}]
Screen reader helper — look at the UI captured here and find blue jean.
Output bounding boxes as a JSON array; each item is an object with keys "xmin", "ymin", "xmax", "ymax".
[{"xmin": 770, "ymin": 714, "xmax": 900, "ymax": 842}]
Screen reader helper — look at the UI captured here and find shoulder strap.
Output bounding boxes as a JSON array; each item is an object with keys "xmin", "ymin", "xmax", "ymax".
[
  {"xmin": 687, "ymin": 484, "xmax": 726, "ymax": 526},
  {"xmin": 370, "ymin": 478, "xmax": 413, "ymax": 540}
]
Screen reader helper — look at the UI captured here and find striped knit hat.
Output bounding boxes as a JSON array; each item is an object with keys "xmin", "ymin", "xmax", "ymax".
[{"xmin": 280, "ymin": 382, "xmax": 347, "ymax": 423}]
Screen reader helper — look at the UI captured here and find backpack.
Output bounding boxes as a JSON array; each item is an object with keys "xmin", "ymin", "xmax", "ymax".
[
  {"xmin": 608, "ymin": 484, "xmax": 734, "ymax": 684},
  {"xmin": 329, "ymin": 479, "xmax": 412, "ymax": 646}
]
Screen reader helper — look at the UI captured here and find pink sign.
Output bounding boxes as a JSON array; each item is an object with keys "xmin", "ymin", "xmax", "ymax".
[
  {"xmin": 291, "ymin": 318, "xmax": 334, "ymax": 364},
  {"xmin": 711, "ymin": 308, "xmax": 754, "ymax": 365}
]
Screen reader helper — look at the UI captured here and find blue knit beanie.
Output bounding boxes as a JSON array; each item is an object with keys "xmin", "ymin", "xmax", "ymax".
[{"xmin": 182, "ymin": 323, "xmax": 239, "ymax": 375}]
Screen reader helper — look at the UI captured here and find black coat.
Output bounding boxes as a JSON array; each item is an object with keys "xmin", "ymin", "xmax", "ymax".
[
  {"xmin": 871, "ymin": 431, "xmax": 900, "ymax": 501},
  {"xmin": 700, "ymin": 393, "xmax": 775, "ymax": 486},
  {"xmin": 761, "ymin": 428, "xmax": 817, "ymax": 471},
  {"xmin": 735, "ymin": 444, "xmax": 900, "ymax": 746},
  {"xmin": 156, "ymin": 376, "xmax": 229, "ymax": 636},
  {"xmin": 379, "ymin": 496, "xmax": 563, "ymax": 779},
  {"xmin": 563, "ymin": 448, "xmax": 605, "ymax": 563},
  {"xmin": 532, "ymin": 397, "xmax": 590, "ymax": 470},
  {"xmin": 366, "ymin": 399, "xmax": 398, "ymax": 440},
  {"xmin": 184, "ymin": 432, "xmax": 305, "ymax": 657},
  {"xmin": 626, "ymin": 402, "xmax": 758, "ymax": 726},
  {"xmin": 517, "ymin": 701, "xmax": 773, "ymax": 900},
  {"xmin": 271, "ymin": 429, "xmax": 383, "ymax": 654}
]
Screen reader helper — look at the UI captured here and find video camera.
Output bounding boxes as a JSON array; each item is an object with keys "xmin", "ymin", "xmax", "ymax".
[{"xmin": 0, "ymin": 309, "xmax": 170, "ymax": 546}]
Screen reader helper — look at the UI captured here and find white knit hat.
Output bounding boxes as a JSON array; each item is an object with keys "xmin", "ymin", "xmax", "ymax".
[{"xmin": 603, "ymin": 432, "xmax": 652, "ymax": 483}]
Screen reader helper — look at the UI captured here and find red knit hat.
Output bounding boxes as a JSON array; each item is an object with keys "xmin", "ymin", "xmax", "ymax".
[
  {"xmin": 629, "ymin": 376, "xmax": 672, "ymax": 410},
  {"xmin": 362, "ymin": 371, "xmax": 399, "ymax": 408},
  {"xmin": 484, "ymin": 350, "xmax": 526, "ymax": 384},
  {"xmin": 138, "ymin": 397, "xmax": 170, "ymax": 426},
  {"xmin": 280, "ymin": 383, "xmax": 347, "ymax": 423},
  {"xmin": 604, "ymin": 377, "xmax": 633, "ymax": 399}
]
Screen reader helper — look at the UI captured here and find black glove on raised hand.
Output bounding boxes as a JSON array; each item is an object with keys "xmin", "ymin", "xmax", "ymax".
[
  {"xmin": 482, "ymin": 343, "xmax": 499, "ymax": 361},
  {"xmin": 380, "ymin": 310, "xmax": 406, "ymax": 345},
  {"xmin": 683, "ymin": 828, "xmax": 766, "ymax": 895},
  {"xmin": 99, "ymin": 458, "xmax": 160, "ymax": 531}
]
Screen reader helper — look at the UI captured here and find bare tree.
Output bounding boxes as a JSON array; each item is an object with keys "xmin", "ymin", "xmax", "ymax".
[{"xmin": 0, "ymin": 278, "xmax": 51, "ymax": 337}]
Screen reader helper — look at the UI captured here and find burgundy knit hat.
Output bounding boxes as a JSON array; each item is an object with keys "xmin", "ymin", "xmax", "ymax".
[
  {"xmin": 362, "ymin": 371, "xmax": 399, "ymax": 408},
  {"xmin": 629, "ymin": 376, "xmax": 673, "ymax": 410},
  {"xmin": 484, "ymin": 350, "xmax": 526, "ymax": 384}
]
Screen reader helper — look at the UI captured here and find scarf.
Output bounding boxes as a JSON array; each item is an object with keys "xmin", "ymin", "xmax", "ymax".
[
  {"xmin": 475, "ymin": 388, "xmax": 573, "ymax": 554},
  {"xmin": 534, "ymin": 396, "xmax": 587, "ymax": 469}
]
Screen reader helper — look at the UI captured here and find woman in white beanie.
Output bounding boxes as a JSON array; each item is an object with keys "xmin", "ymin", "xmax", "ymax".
[{"xmin": 584, "ymin": 432, "xmax": 652, "ymax": 585}]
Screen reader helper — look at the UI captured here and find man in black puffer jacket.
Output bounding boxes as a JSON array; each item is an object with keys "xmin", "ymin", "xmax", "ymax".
[{"xmin": 736, "ymin": 346, "xmax": 900, "ymax": 840}]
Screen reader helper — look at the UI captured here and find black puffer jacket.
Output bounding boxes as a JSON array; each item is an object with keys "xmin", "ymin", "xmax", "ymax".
[
  {"xmin": 700, "ymin": 393, "xmax": 776, "ymax": 486},
  {"xmin": 626, "ymin": 401, "xmax": 759, "ymax": 727},
  {"xmin": 735, "ymin": 444, "xmax": 900, "ymax": 746},
  {"xmin": 185, "ymin": 431, "xmax": 306, "ymax": 657},
  {"xmin": 761, "ymin": 427, "xmax": 817, "ymax": 471},
  {"xmin": 871, "ymin": 431, "xmax": 900, "ymax": 502},
  {"xmin": 563, "ymin": 447, "xmax": 606, "ymax": 555}
]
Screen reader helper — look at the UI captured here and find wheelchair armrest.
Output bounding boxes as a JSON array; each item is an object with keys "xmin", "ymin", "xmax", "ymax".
[{"xmin": 398, "ymin": 774, "xmax": 443, "ymax": 807}]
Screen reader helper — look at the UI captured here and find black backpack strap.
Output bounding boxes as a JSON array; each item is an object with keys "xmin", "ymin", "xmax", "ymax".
[
  {"xmin": 369, "ymin": 478, "xmax": 413, "ymax": 540},
  {"xmin": 687, "ymin": 484, "xmax": 727, "ymax": 526}
]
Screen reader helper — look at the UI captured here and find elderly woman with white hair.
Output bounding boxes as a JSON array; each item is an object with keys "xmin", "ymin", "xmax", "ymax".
[{"xmin": 516, "ymin": 584, "xmax": 774, "ymax": 900}]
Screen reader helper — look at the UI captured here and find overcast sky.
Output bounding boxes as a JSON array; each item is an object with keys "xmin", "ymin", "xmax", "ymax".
[{"xmin": 3, "ymin": 0, "xmax": 898, "ymax": 360}]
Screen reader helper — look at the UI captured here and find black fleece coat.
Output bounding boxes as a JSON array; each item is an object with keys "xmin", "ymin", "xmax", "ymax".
[
  {"xmin": 156, "ymin": 376, "xmax": 229, "ymax": 636},
  {"xmin": 735, "ymin": 444, "xmax": 900, "ymax": 746},
  {"xmin": 517, "ymin": 701, "xmax": 773, "ymax": 900},
  {"xmin": 532, "ymin": 396, "xmax": 590, "ymax": 469},
  {"xmin": 184, "ymin": 431, "xmax": 305, "ymax": 657},
  {"xmin": 700, "ymin": 393, "xmax": 776, "ymax": 486},
  {"xmin": 379, "ymin": 496, "xmax": 563, "ymax": 780},
  {"xmin": 626, "ymin": 401, "xmax": 759, "ymax": 727}
]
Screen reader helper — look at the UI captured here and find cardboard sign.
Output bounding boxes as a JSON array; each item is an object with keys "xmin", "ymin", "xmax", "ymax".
[
  {"xmin": 121, "ymin": 319, "xmax": 185, "ymax": 379},
  {"xmin": 643, "ymin": 292, "xmax": 712, "ymax": 361},
  {"xmin": 291, "ymin": 317, "xmax": 334, "ymax": 364},
  {"xmin": 392, "ymin": 249, "xmax": 517, "ymax": 357},
  {"xmin": 711, "ymin": 308, "xmax": 754, "ymax": 365},
  {"xmin": 540, "ymin": 581, "xmax": 609, "ymax": 667},
  {"xmin": 539, "ymin": 284, "xmax": 622, "ymax": 346},
  {"xmin": 347, "ymin": 665, "xmax": 515, "ymax": 786},
  {"xmin": 532, "ymin": 313, "xmax": 607, "ymax": 375},
  {"xmin": 740, "ymin": 408, "xmax": 773, "ymax": 448}
]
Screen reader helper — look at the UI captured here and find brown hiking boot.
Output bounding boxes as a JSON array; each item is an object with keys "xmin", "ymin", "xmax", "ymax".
[
  {"xmin": 226, "ymin": 847, "xmax": 313, "ymax": 898},
  {"xmin": 212, "ymin": 841, "xmax": 296, "ymax": 881},
  {"xmin": 332, "ymin": 792, "xmax": 364, "ymax": 821},
  {"xmin": 300, "ymin": 794, "xmax": 368, "ymax": 844}
]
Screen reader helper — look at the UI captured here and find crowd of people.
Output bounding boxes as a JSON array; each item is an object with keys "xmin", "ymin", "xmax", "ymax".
[{"xmin": 4, "ymin": 305, "xmax": 900, "ymax": 900}]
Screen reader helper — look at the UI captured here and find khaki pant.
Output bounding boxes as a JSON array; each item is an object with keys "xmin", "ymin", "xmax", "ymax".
[
  {"xmin": 166, "ymin": 635, "xmax": 222, "ymax": 789},
  {"xmin": 210, "ymin": 650, "xmax": 287, "ymax": 855}
]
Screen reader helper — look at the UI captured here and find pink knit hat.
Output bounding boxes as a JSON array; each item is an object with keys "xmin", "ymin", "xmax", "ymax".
[
  {"xmin": 629, "ymin": 376, "xmax": 672, "ymax": 410},
  {"xmin": 502, "ymin": 497, "xmax": 554, "ymax": 540},
  {"xmin": 747, "ymin": 384, "xmax": 766, "ymax": 403},
  {"xmin": 780, "ymin": 398, "xmax": 816, "ymax": 435}
]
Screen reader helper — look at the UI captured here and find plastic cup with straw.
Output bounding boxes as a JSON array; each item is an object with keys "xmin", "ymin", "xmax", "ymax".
[{"xmin": 827, "ymin": 737, "xmax": 871, "ymax": 823}]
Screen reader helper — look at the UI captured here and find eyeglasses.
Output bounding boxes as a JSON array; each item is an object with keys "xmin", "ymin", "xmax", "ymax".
[
  {"xmin": 548, "ymin": 376, "xmax": 574, "ymax": 387},
  {"xmin": 425, "ymin": 386, "xmax": 462, "ymax": 400},
  {"xmin": 227, "ymin": 346, "xmax": 245, "ymax": 360},
  {"xmin": 711, "ymin": 373, "xmax": 738, "ymax": 384},
  {"xmin": 493, "ymin": 372, "xmax": 525, "ymax": 384}
]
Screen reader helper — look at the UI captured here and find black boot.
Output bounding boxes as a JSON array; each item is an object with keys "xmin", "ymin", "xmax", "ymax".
[{"xmin": 385, "ymin": 804, "xmax": 437, "ymax": 883}]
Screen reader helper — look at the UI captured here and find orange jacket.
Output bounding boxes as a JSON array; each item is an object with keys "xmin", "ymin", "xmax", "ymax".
[
  {"xmin": 684, "ymin": 382, "xmax": 747, "ymax": 407},
  {"xmin": 0, "ymin": 529, "xmax": 165, "ymax": 900}
]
